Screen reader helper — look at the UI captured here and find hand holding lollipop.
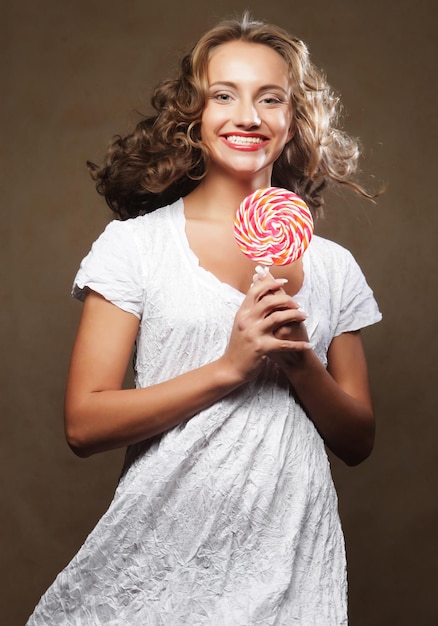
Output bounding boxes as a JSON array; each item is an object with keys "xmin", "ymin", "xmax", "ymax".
[{"xmin": 234, "ymin": 187, "xmax": 314, "ymax": 350}]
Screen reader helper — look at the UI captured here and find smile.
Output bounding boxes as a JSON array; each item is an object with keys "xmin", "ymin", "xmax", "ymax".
[
  {"xmin": 221, "ymin": 134, "xmax": 269, "ymax": 151},
  {"xmin": 226, "ymin": 135, "xmax": 264, "ymax": 145}
]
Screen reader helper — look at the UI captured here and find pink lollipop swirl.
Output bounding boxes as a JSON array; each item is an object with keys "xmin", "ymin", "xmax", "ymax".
[{"xmin": 234, "ymin": 187, "xmax": 314, "ymax": 266}]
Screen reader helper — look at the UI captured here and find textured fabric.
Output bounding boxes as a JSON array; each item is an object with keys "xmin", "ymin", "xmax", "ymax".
[{"xmin": 28, "ymin": 199, "xmax": 381, "ymax": 625}]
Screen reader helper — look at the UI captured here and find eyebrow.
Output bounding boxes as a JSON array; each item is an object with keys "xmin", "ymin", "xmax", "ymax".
[{"xmin": 208, "ymin": 81, "xmax": 289, "ymax": 95}]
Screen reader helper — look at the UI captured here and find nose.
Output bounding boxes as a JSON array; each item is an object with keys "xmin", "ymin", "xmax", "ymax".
[{"xmin": 234, "ymin": 98, "xmax": 261, "ymax": 128}]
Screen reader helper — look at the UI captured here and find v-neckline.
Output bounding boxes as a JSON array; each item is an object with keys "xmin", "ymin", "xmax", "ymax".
[{"xmin": 170, "ymin": 197, "xmax": 310, "ymax": 303}]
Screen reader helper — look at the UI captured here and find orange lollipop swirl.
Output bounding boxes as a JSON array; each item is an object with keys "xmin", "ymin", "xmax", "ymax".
[{"xmin": 234, "ymin": 187, "xmax": 314, "ymax": 265}]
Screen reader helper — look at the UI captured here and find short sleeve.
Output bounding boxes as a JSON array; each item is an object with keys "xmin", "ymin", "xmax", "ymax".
[
  {"xmin": 334, "ymin": 248, "xmax": 382, "ymax": 336},
  {"xmin": 72, "ymin": 219, "xmax": 144, "ymax": 319}
]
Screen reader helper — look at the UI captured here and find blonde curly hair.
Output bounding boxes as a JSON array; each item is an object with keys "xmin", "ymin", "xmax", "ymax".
[{"xmin": 88, "ymin": 14, "xmax": 373, "ymax": 219}]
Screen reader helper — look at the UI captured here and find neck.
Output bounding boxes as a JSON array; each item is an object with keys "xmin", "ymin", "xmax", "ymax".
[{"xmin": 185, "ymin": 170, "xmax": 272, "ymax": 221}]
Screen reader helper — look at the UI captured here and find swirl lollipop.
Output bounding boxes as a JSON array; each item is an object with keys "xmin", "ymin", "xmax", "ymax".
[{"xmin": 234, "ymin": 187, "xmax": 314, "ymax": 266}]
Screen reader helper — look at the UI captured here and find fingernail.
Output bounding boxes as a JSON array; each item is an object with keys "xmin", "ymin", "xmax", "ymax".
[{"xmin": 255, "ymin": 265, "xmax": 269, "ymax": 277}]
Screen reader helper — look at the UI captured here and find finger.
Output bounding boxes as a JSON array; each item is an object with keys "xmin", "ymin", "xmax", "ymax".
[
  {"xmin": 251, "ymin": 265, "xmax": 283, "ymax": 287},
  {"xmin": 255, "ymin": 293, "xmax": 303, "ymax": 321},
  {"xmin": 250, "ymin": 274, "xmax": 289, "ymax": 302},
  {"xmin": 254, "ymin": 265, "xmax": 270, "ymax": 280},
  {"xmin": 265, "ymin": 336, "xmax": 313, "ymax": 352},
  {"xmin": 261, "ymin": 307, "xmax": 308, "ymax": 332},
  {"xmin": 275, "ymin": 324, "xmax": 308, "ymax": 341}
]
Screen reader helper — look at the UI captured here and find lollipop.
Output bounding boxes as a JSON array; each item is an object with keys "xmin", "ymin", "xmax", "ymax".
[{"xmin": 234, "ymin": 187, "xmax": 314, "ymax": 266}]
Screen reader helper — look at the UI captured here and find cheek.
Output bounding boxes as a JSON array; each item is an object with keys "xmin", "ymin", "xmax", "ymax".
[
  {"xmin": 277, "ymin": 116, "xmax": 294, "ymax": 143},
  {"xmin": 286, "ymin": 121, "xmax": 295, "ymax": 142},
  {"xmin": 270, "ymin": 108, "xmax": 293, "ymax": 136},
  {"xmin": 200, "ymin": 108, "xmax": 217, "ymax": 141}
]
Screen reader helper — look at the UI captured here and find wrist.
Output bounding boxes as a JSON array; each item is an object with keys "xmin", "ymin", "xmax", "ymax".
[
  {"xmin": 211, "ymin": 355, "xmax": 247, "ymax": 392},
  {"xmin": 274, "ymin": 346, "xmax": 319, "ymax": 379}
]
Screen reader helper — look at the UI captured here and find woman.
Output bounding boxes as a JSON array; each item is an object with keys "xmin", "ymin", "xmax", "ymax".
[{"xmin": 28, "ymin": 14, "xmax": 381, "ymax": 625}]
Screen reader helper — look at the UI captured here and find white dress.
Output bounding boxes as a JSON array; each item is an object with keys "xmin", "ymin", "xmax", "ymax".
[{"xmin": 27, "ymin": 199, "xmax": 381, "ymax": 625}]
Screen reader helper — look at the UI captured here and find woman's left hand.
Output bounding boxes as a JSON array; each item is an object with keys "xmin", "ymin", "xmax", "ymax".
[{"xmin": 252, "ymin": 267, "xmax": 310, "ymax": 367}]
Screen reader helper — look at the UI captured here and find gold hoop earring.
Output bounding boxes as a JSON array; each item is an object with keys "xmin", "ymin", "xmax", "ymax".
[{"xmin": 187, "ymin": 121, "xmax": 201, "ymax": 146}]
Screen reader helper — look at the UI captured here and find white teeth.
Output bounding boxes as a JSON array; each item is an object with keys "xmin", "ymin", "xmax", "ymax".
[{"xmin": 226, "ymin": 135, "xmax": 264, "ymax": 145}]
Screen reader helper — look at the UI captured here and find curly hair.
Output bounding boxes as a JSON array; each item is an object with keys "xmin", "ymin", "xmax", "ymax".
[{"xmin": 88, "ymin": 14, "xmax": 374, "ymax": 219}]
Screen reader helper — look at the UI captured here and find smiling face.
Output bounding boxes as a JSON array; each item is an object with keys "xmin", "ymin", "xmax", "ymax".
[{"xmin": 200, "ymin": 40, "xmax": 294, "ymax": 187}]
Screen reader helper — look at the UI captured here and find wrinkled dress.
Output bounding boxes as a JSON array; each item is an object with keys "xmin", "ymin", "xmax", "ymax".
[{"xmin": 27, "ymin": 198, "xmax": 381, "ymax": 625}]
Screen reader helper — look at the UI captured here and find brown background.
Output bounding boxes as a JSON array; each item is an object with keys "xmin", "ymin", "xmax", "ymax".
[{"xmin": 2, "ymin": 0, "xmax": 437, "ymax": 624}]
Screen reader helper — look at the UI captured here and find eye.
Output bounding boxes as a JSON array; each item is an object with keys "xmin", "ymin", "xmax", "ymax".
[
  {"xmin": 260, "ymin": 95, "xmax": 284, "ymax": 105},
  {"xmin": 208, "ymin": 90, "xmax": 233, "ymax": 103}
]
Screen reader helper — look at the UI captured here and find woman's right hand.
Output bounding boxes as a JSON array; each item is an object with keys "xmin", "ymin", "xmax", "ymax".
[
  {"xmin": 66, "ymin": 285, "xmax": 308, "ymax": 457},
  {"xmin": 222, "ymin": 271, "xmax": 311, "ymax": 383}
]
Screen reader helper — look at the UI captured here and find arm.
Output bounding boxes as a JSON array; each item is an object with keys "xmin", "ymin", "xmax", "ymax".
[
  {"xmin": 255, "ymin": 270, "xmax": 375, "ymax": 466},
  {"xmin": 65, "ymin": 284, "xmax": 309, "ymax": 457},
  {"xmin": 279, "ymin": 331, "xmax": 375, "ymax": 466}
]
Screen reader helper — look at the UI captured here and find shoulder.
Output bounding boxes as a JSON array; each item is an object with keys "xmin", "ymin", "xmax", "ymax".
[
  {"xmin": 309, "ymin": 234, "xmax": 354, "ymax": 259},
  {"xmin": 93, "ymin": 199, "xmax": 181, "ymax": 250},
  {"xmin": 102, "ymin": 203, "xmax": 173, "ymax": 233},
  {"xmin": 307, "ymin": 235, "xmax": 358, "ymax": 275},
  {"xmin": 308, "ymin": 235, "xmax": 382, "ymax": 333},
  {"xmin": 105, "ymin": 198, "xmax": 182, "ymax": 235},
  {"xmin": 72, "ymin": 202, "xmax": 181, "ymax": 314},
  {"xmin": 306, "ymin": 234, "xmax": 374, "ymax": 301}
]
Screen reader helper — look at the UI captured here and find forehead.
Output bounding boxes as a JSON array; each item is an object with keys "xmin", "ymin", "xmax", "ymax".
[{"xmin": 207, "ymin": 41, "xmax": 290, "ymax": 87}]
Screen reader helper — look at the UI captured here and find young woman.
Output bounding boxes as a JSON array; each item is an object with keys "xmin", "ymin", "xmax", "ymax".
[{"xmin": 28, "ymin": 14, "xmax": 381, "ymax": 625}]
